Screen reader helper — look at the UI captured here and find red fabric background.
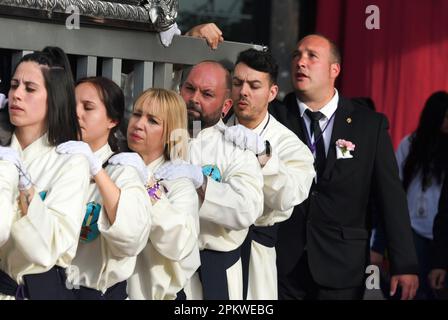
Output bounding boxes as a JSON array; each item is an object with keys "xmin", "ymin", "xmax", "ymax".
[{"xmin": 315, "ymin": 0, "xmax": 448, "ymax": 147}]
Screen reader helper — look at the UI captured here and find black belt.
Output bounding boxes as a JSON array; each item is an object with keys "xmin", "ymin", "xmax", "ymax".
[
  {"xmin": 198, "ymin": 246, "xmax": 241, "ymax": 300},
  {"xmin": 175, "ymin": 288, "xmax": 186, "ymax": 300},
  {"xmin": 241, "ymin": 224, "xmax": 279, "ymax": 300},
  {"xmin": 74, "ymin": 280, "xmax": 127, "ymax": 300},
  {"xmin": 0, "ymin": 266, "xmax": 74, "ymax": 300}
]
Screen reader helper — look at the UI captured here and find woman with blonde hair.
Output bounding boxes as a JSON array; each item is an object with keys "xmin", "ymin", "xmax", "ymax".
[{"xmin": 124, "ymin": 88, "xmax": 200, "ymax": 300}]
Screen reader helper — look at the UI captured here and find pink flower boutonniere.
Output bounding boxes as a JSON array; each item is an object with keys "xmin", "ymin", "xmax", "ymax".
[{"xmin": 335, "ymin": 139, "xmax": 355, "ymax": 159}]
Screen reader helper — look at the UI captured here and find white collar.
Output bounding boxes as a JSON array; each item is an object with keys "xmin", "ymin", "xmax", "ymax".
[
  {"xmin": 194, "ymin": 119, "xmax": 228, "ymax": 140},
  {"xmin": 251, "ymin": 112, "xmax": 270, "ymax": 136},
  {"xmin": 10, "ymin": 132, "xmax": 52, "ymax": 164},
  {"xmin": 94, "ymin": 143, "xmax": 114, "ymax": 163},
  {"xmin": 226, "ymin": 112, "xmax": 269, "ymax": 130},
  {"xmin": 147, "ymin": 155, "xmax": 165, "ymax": 173},
  {"xmin": 297, "ymin": 89, "xmax": 339, "ymax": 120},
  {"xmin": 226, "ymin": 111, "xmax": 270, "ymax": 136}
]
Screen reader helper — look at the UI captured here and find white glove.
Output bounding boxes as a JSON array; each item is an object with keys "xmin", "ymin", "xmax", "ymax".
[
  {"xmin": 108, "ymin": 152, "xmax": 148, "ymax": 184},
  {"xmin": 224, "ymin": 124, "xmax": 266, "ymax": 154},
  {"xmin": 0, "ymin": 146, "xmax": 32, "ymax": 190},
  {"xmin": 56, "ymin": 141, "xmax": 101, "ymax": 176},
  {"xmin": 154, "ymin": 161, "xmax": 204, "ymax": 189},
  {"xmin": 159, "ymin": 22, "xmax": 181, "ymax": 47},
  {"xmin": 0, "ymin": 93, "xmax": 7, "ymax": 110}
]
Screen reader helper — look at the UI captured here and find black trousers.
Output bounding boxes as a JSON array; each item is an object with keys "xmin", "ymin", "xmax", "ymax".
[
  {"xmin": 0, "ymin": 266, "xmax": 74, "ymax": 300},
  {"xmin": 75, "ymin": 280, "xmax": 127, "ymax": 300},
  {"xmin": 278, "ymin": 252, "xmax": 365, "ymax": 300}
]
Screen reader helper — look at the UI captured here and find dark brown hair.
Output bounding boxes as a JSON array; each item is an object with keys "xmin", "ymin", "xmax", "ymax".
[{"xmin": 76, "ymin": 77, "xmax": 125, "ymax": 152}]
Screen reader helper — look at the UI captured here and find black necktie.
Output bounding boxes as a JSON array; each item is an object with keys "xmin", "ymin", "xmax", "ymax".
[{"xmin": 305, "ymin": 109, "xmax": 326, "ymax": 179}]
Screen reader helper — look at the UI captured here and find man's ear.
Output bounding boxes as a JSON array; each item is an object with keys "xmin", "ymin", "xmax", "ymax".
[
  {"xmin": 330, "ymin": 63, "xmax": 341, "ymax": 79},
  {"xmin": 221, "ymin": 98, "xmax": 233, "ymax": 118},
  {"xmin": 268, "ymin": 84, "xmax": 279, "ymax": 103}
]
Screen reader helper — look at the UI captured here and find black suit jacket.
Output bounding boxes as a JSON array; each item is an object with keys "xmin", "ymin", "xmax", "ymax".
[
  {"xmin": 273, "ymin": 93, "xmax": 419, "ymax": 289},
  {"xmin": 431, "ymin": 175, "xmax": 448, "ymax": 269}
]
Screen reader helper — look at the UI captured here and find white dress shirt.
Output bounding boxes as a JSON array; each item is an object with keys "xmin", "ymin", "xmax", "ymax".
[{"xmin": 297, "ymin": 89, "xmax": 339, "ymax": 156}]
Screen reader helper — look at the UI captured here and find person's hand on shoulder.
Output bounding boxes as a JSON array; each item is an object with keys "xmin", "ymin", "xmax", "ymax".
[
  {"xmin": 56, "ymin": 141, "xmax": 101, "ymax": 177},
  {"xmin": 108, "ymin": 152, "xmax": 148, "ymax": 184},
  {"xmin": 154, "ymin": 160, "xmax": 204, "ymax": 189}
]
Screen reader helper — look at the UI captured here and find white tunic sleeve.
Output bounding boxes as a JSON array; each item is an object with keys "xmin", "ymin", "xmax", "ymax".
[
  {"xmin": 199, "ymin": 149, "xmax": 264, "ymax": 231},
  {"xmin": 149, "ymin": 177, "xmax": 199, "ymax": 261},
  {"xmin": 0, "ymin": 161, "xmax": 18, "ymax": 247},
  {"xmin": 262, "ymin": 133, "xmax": 315, "ymax": 213},
  {"xmin": 10, "ymin": 154, "xmax": 90, "ymax": 267},
  {"xmin": 98, "ymin": 165, "xmax": 151, "ymax": 258}
]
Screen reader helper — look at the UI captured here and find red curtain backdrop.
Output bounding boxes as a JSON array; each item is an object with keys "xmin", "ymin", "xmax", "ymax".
[{"xmin": 315, "ymin": 0, "xmax": 448, "ymax": 148}]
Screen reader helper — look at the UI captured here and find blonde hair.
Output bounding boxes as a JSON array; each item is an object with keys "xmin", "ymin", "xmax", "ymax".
[{"xmin": 133, "ymin": 88, "xmax": 189, "ymax": 160}]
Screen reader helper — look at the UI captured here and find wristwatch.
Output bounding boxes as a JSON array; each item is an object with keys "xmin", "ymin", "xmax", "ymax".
[
  {"xmin": 257, "ymin": 140, "xmax": 272, "ymax": 157},
  {"xmin": 256, "ymin": 140, "xmax": 272, "ymax": 167}
]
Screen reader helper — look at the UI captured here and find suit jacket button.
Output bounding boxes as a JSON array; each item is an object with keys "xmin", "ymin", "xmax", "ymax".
[{"xmin": 311, "ymin": 191, "xmax": 318, "ymax": 196}]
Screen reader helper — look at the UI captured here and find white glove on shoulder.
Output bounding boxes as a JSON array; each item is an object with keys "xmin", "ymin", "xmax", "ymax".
[
  {"xmin": 0, "ymin": 146, "xmax": 32, "ymax": 190},
  {"xmin": 224, "ymin": 124, "xmax": 266, "ymax": 154},
  {"xmin": 0, "ymin": 94, "xmax": 7, "ymax": 110},
  {"xmin": 56, "ymin": 141, "xmax": 101, "ymax": 176},
  {"xmin": 0, "ymin": 146, "xmax": 21, "ymax": 167},
  {"xmin": 108, "ymin": 152, "xmax": 148, "ymax": 184},
  {"xmin": 154, "ymin": 160, "xmax": 204, "ymax": 189},
  {"xmin": 159, "ymin": 22, "xmax": 181, "ymax": 47}
]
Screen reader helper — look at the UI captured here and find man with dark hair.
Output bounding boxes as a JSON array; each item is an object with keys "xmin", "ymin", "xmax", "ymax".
[
  {"xmin": 272, "ymin": 34, "xmax": 419, "ymax": 300},
  {"xmin": 224, "ymin": 48, "xmax": 315, "ymax": 299}
]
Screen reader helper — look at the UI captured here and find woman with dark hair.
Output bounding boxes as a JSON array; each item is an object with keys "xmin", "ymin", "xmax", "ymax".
[
  {"xmin": 401, "ymin": 91, "xmax": 448, "ymax": 299},
  {"xmin": 427, "ymin": 93, "xmax": 448, "ymax": 297},
  {"xmin": 57, "ymin": 77, "xmax": 151, "ymax": 299},
  {"xmin": 372, "ymin": 91, "xmax": 448, "ymax": 299},
  {"xmin": 0, "ymin": 47, "xmax": 90, "ymax": 299}
]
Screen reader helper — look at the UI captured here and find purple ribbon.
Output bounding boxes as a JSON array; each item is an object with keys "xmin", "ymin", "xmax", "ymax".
[{"xmin": 15, "ymin": 284, "xmax": 26, "ymax": 300}]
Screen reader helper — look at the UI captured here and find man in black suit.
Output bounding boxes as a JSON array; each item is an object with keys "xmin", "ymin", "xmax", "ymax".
[{"xmin": 274, "ymin": 34, "xmax": 419, "ymax": 300}]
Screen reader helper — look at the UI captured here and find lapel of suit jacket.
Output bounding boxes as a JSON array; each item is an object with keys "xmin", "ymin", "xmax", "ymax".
[
  {"xmin": 322, "ymin": 97, "xmax": 355, "ymax": 180},
  {"xmin": 284, "ymin": 92, "xmax": 307, "ymax": 143}
]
